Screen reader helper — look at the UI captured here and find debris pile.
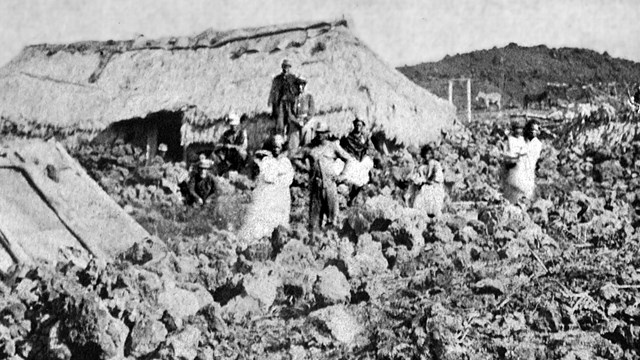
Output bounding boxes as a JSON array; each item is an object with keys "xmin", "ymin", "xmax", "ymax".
[{"xmin": 2, "ymin": 112, "xmax": 640, "ymax": 359}]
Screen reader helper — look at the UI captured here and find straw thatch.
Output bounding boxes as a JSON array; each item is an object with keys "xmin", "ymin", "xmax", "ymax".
[
  {"xmin": 0, "ymin": 19, "xmax": 456, "ymax": 147},
  {"xmin": 0, "ymin": 139, "xmax": 149, "ymax": 271}
]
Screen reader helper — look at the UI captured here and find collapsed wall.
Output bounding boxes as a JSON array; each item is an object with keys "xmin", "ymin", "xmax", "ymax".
[{"xmin": 0, "ymin": 139, "xmax": 150, "ymax": 272}]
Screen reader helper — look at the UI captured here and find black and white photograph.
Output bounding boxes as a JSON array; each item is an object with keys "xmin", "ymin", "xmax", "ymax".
[{"xmin": 1, "ymin": 0, "xmax": 640, "ymax": 358}]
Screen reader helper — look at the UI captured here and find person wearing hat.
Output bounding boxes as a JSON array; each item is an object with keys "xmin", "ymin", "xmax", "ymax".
[
  {"xmin": 287, "ymin": 77, "xmax": 316, "ymax": 150},
  {"xmin": 268, "ymin": 59, "xmax": 299, "ymax": 135},
  {"xmin": 215, "ymin": 112, "xmax": 248, "ymax": 172},
  {"xmin": 149, "ymin": 143, "xmax": 168, "ymax": 166},
  {"xmin": 239, "ymin": 135, "xmax": 294, "ymax": 241},
  {"xmin": 186, "ymin": 158, "xmax": 216, "ymax": 206},
  {"xmin": 295, "ymin": 122, "xmax": 352, "ymax": 240}
]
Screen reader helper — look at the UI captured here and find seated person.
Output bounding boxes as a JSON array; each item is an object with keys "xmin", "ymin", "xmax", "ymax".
[
  {"xmin": 136, "ymin": 143, "xmax": 170, "ymax": 186},
  {"xmin": 214, "ymin": 112, "xmax": 248, "ymax": 172},
  {"xmin": 185, "ymin": 159, "xmax": 216, "ymax": 206},
  {"xmin": 149, "ymin": 143, "xmax": 168, "ymax": 166}
]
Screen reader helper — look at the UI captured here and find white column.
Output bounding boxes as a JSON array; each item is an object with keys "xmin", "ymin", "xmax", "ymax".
[{"xmin": 466, "ymin": 79, "xmax": 472, "ymax": 122}]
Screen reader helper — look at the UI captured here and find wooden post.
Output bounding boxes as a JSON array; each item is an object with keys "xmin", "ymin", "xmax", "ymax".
[
  {"xmin": 448, "ymin": 81, "xmax": 453, "ymax": 104},
  {"xmin": 466, "ymin": 79, "xmax": 472, "ymax": 123}
]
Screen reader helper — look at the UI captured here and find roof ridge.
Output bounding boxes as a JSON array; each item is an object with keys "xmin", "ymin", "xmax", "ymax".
[{"xmin": 22, "ymin": 19, "xmax": 349, "ymax": 56}]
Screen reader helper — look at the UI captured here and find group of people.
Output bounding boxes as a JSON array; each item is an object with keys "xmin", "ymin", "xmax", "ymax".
[
  {"xmin": 268, "ymin": 59, "xmax": 317, "ymax": 151},
  {"xmin": 501, "ymin": 119, "xmax": 542, "ymax": 204},
  {"xmin": 161, "ymin": 58, "xmax": 545, "ymax": 245}
]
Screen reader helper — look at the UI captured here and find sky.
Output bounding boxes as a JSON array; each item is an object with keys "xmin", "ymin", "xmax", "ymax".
[{"xmin": 0, "ymin": 0, "xmax": 639, "ymax": 67}]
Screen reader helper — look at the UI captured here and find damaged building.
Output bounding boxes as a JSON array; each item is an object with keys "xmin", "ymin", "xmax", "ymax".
[{"xmin": 0, "ymin": 19, "xmax": 456, "ymax": 161}]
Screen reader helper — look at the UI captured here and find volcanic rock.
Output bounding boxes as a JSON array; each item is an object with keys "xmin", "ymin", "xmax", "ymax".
[
  {"xmin": 157, "ymin": 284, "xmax": 204, "ymax": 321},
  {"xmin": 346, "ymin": 234, "xmax": 388, "ymax": 279},
  {"xmin": 128, "ymin": 318, "xmax": 168, "ymax": 358},
  {"xmin": 309, "ymin": 305, "xmax": 362, "ymax": 345},
  {"xmin": 424, "ymin": 222, "xmax": 454, "ymax": 243},
  {"xmin": 242, "ymin": 263, "xmax": 282, "ymax": 309},
  {"xmin": 60, "ymin": 295, "xmax": 129, "ymax": 360},
  {"xmin": 159, "ymin": 325, "xmax": 201, "ymax": 360},
  {"xmin": 314, "ymin": 266, "xmax": 351, "ymax": 305},
  {"xmin": 471, "ymin": 278, "xmax": 505, "ymax": 297},
  {"xmin": 221, "ymin": 296, "xmax": 262, "ymax": 323},
  {"xmin": 455, "ymin": 226, "xmax": 479, "ymax": 243},
  {"xmin": 275, "ymin": 240, "xmax": 319, "ymax": 298},
  {"xmin": 196, "ymin": 303, "xmax": 228, "ymax": 335}
]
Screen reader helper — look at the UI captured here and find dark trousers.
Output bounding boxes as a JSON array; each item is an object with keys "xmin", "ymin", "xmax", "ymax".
[
  {"xmin": 273, "ymin": 101, "xmax": 294, "ymax": 135},
  {"xmin": 309, "ymin": 177, "xmax": 338, "ymax": 238}
]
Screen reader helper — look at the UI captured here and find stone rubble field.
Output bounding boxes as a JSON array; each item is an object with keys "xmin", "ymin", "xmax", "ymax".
[{"xmin": 1, "ymin": 111, "xmax": 640, "ymax": 360}]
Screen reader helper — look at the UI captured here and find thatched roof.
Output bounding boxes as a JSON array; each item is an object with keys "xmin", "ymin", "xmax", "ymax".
[
  {"xmin": 0, "ymin": 19, "xmax": 456, "ymax": 146},
  {"xmin": 0, "ymin": 139, "xmax": 149, "ymax": 271}
]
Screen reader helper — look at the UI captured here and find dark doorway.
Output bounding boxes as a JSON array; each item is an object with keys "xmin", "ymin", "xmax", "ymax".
[
  {"xmin": 147, "ymin": 111, "xmax": 183, "ymax": 162},
  {"xmin": 93, "ymin": 111, "xmax": 185, "ymax": 162}
]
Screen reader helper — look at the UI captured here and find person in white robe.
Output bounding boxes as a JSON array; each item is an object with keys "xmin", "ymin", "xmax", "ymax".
[
  {"xmin": 503, "ymin": 120, "xmax": 542, "ymax": 203},
  {"xmin": 238, "ymin": 135, "xmax": 294, "ymax": 242}
]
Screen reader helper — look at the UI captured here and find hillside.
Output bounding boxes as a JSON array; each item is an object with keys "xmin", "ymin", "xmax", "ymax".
[{"xmin": 398, "ymin": 43, "xmax": 640, "ymax": 108}]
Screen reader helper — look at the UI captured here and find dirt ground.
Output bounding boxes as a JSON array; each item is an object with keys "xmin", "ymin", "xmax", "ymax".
[{"xmin": 1, "ymin": 109, "xmax": 640, "ymax": 360}]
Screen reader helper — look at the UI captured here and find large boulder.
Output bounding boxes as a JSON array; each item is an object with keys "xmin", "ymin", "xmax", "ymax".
[
  {"xmin": 314, "ymin": 266, "xmax": 350, "ymax": 305},
  {"xmin": 221, "ymin": 296, "xmax": 262, "ymax": 323},
  {"xmin": 242, "ymin": 263, "xmax": 282, "ymax": 309},
  {"xmin": 346, "ymin": 234, "xmax": 388, "ymax": 279},
  {"xmin": 59, "ymin": 295, "xmax": 129, "ymax": 360},
  {"xmin": 389, "ymin": 209, "xmax": 427, "ymax": 255},
  {"xmin": 158, "ymin": 325, "xmax": 201, "ymax": 360},
  {"xmin": 275, "ymin": 240, "xmax": 320, "ymax": 298},
  {"xmin": 309, "ymin": 305, "xmax": 363, "ymax": 345},
  {"xmin": 128, "ymin": 319, "xmax": 167, "ymax": 358},
  {"xmin": 157, "ymin": 282, "xmax": 211, "ymax": 321}
]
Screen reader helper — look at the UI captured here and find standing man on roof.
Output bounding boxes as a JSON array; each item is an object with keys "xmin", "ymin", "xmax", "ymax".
[{"xmin": 268, "ymin": 59, "xmax": 299, "ymax": 136}]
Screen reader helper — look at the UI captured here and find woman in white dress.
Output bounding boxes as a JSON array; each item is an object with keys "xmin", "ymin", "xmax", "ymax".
[
  {"xmin": 238, "ymin": 135, "xmax": 294, "ymax": 242},
  {"xmin": 411, "ymin": 145, "xmax": 446, "ymax": 217},
  {"xmin": 503, "ymin": 120, "xmax": 542, "ymax": 203}
]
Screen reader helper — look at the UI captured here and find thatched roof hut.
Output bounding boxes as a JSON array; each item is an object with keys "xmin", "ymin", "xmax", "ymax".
[{"xmin": 0, "ymin": 19, "xmax": 455, "ymax": 149}]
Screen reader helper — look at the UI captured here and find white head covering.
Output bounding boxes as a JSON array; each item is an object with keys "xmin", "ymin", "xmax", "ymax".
[{"xmin": 228, "ymin": 112, "xmax": 241, "ymax": 126}]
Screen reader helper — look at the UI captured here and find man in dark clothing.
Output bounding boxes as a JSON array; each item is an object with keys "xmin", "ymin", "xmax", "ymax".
[
  {"xmin": 339, "ymin": 118, "xmax": 375, "ymax": 205},
  {"xmin": 340, "ymin": 118, "xmax": 372, "ymax": 161},
  {"xmin": 186, "ymin": 159, "xmax": 216, "ymax": 206},
  {"xmin": 287, "ymin": 78, "xmax": 316, "ymax": 150},
  {"xmin": 268, "ymin": 59, "xmax": 298, "ymax": 135},
  {"xmin": 214, "ymin": 113, "xmax": 248, "ymax": 172}
]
